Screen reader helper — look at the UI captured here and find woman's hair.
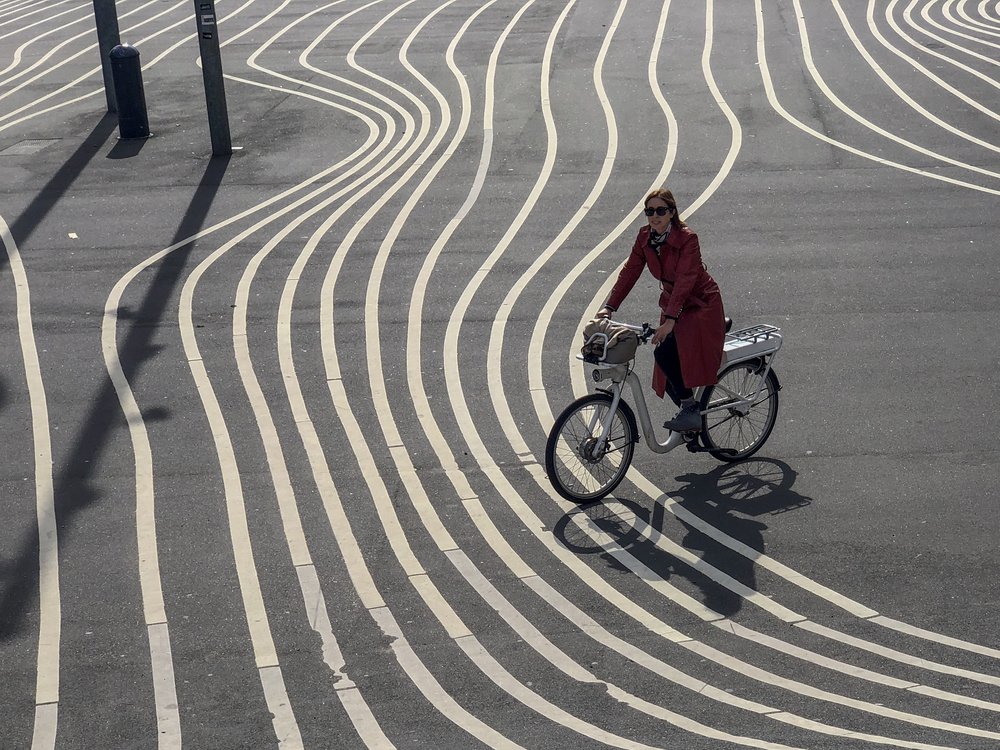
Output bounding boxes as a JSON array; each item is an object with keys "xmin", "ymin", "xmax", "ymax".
[{"xmin": 645, "ymin": 188, "xmax": 687, "ymax": 230}]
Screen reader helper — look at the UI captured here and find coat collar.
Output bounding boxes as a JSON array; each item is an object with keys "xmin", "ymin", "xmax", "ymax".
[{"xmin": 640, "ymin": 224, "xmax": 688, "ymax": 249}]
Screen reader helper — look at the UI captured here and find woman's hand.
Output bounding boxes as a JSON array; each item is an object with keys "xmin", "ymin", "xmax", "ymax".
[
  {"xmin": 595, "ymin": 306, "xmax": 613, "ymax": 319},
  {"xmin": 651, "ymin": 319, "xmax": 675, "ymax": 346}
]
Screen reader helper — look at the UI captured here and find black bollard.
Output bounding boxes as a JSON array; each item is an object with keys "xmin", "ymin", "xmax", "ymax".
[{"xmin": 109, "ymin": 44, "xmax": 150, "ymax": 139}]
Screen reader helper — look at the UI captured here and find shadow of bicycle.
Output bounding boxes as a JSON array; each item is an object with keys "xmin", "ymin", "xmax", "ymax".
[{"xmin": 553, "ymin": 458, "xmax": 812, "ymax": 617}]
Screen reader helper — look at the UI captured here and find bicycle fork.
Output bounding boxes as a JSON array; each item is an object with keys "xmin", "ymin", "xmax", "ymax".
[{"xmin": 586, "ymin": 383, "xmax": 625, "ymax": 459}]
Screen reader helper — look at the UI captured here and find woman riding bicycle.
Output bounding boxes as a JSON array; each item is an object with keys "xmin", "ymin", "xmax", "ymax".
[{"xmin": 597, "ymin": 188, "xmax": 726, "ymax": 432}]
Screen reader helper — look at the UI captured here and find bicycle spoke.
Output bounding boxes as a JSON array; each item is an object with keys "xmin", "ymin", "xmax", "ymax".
[
  {"xmin": 545, "ymin": 394, "xmax": 636, "ymax": 502},
  {"xmin": 702, "ymin": 363, "xmax": 778, "ymax": 459}
]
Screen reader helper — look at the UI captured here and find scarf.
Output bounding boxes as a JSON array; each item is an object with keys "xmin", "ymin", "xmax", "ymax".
[{"xmin": 649, "ymin": 226, "xmax": 670, "ymax": 254}]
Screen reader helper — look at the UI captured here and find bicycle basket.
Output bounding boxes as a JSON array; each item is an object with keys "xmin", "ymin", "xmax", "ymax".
[{"xmin": 581, "ymin": 318, "xmax": 639, "ymax": 364}]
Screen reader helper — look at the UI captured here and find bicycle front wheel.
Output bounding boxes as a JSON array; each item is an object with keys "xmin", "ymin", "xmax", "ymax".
[
  {"xmin": 545, "ymin": 392, "xmax": 637, "ymax": 504},
  {"xmin": 700, "ymin": 361, "xmax": 780, "ymax": 462}
]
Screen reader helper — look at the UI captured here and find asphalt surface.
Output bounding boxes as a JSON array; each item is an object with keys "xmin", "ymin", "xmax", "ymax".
[{"xmin": 1, "ymin": 1, "xmax": 998, "ymax": 749}]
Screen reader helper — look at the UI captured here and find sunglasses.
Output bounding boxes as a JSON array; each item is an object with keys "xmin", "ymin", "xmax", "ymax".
[{"xmin": 644, "ymin": 206, "xmax": 673, "ymax": 217}]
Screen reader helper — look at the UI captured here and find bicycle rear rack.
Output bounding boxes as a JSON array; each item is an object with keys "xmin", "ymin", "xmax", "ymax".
[{"xmin": 723, "ymin": 324, "xmax": 782, "ymax": 365}]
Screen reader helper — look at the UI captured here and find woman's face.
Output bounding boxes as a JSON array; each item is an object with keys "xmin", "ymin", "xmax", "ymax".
[{"xmin": 645, "ymin": 197, "xmax": 673, "ymax": 233}]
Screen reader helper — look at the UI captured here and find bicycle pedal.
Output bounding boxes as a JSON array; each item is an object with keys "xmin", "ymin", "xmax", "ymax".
[{"xmin": 683, "ymin": 435, "xmax": 705, "ymax": 453}]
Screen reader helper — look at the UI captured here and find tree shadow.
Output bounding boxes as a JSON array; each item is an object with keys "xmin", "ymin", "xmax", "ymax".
[
  {"xmin": 0, "ymin": 153, "xmax": 231, "ymax": 639},
  {"xmin": 552, "ymin": 459, "xmax": 812, "ymax": 618}
]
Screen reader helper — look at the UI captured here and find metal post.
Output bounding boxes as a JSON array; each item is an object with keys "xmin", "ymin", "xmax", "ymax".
[
  {"xmin": 193, "ymin": 0, "xmax": 232, "ymax": 156},
  {"xmin": 92, "ymin": 0, "xmax": 122, "ymax": 112}
]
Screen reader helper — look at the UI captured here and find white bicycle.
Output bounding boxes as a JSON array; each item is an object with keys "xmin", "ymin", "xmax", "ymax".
[{"xmin": 544, "ymin": 320, "xmax": 783, "ymax": 504}]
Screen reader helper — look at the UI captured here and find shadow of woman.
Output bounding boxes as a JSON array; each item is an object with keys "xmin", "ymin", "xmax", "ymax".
[
  {"xmin": 551, "ymin": 459, "xmax": 812, "ymax": 618},
  {"xmin": 669, "ymin": 459, "xmax": 813, "ymax": 616}
]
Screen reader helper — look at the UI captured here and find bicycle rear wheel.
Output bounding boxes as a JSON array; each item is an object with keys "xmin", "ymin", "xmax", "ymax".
[
  {"xmin": 545, "ymin": 393, "xmax": 637, "ymax": 504},
  {"xmin": 700, "ymin": 361, "xmax": 779, "ymax": 462}
]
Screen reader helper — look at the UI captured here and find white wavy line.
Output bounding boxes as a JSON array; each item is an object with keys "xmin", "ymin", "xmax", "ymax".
[
  {"xmin": 918, "ymin": 0, "xmax": 1000, "ymax": 55},
  {"xmin": 0, "ymin": 0, "xmax": 66, "ymax": 22},
  {"xmin": 830, "ymin": 0, "xmax": 1000, "ymax": 164},
  {"xmin": 979, "ymin": 0, "xmax": 1000, "ymax": 23},
  {"xmin": 179, "ymin": 217, "xmax": 307, "ymax": 747},
  {"xmin": 483, "ymin": 0, "xmax": 1000, "ymax": 735},
  {"xmin": 104, "ymin": 57, "xmax": 410, "ymax": 750},
  {"xmin": 222, "ymin": 5, "xmax": 421, "ymax": 744},
  {"xmin": 310, "ymin": 0, "xmax": 791, "ymax": 744},
  {"xmin": 539, "ymin": 0, "xmax": 1000, "ymax": 687},
  {"xmin": 771, "ymin": 1, "xmax": 1000, "ymax": 191},
  {"xmin": 548, "ymin": 0, "xmax": 1000, "ymax": 677},
  {"xmin": 0, "ymin": 214, "xmax": 60, "ymax": 749},
  {"xmin": 948, "ymin": 0, "xmax": 1000, "ymax": 34},
  {"xmin": 96, "ymin": 3, "xmax": 419, "ymax": 744},
  {"xmin": 347, "ymin": 0, "xmax": 804, "ymax": 741},
  {"xmin": 268, "ymin": 1, "xmax": 526, "ymax": 744},
  {"xmin": 0, "ymin": 0, "xmax": 262, "ymax": 135},
  {"xmin": 371, "ymin": 0, "xmax": 816, "ymax": 744},
  {"xmin": 0, "ymin": 1, "xmax": 88, "ymax": 37},
  {"xmin": 790, "ymin": 0, "xmax": 1000, "ymax": 170},
  {"xmin": 882, "ymin": 0, "xmax": 1000, "ymax": 107},
  {"xmin": 422, "ymin": 0, "xmax": 998, "ymax": 740},
  {"xmin": 0, "ymin": 0, "xmax": 168, "ymax": 94}
]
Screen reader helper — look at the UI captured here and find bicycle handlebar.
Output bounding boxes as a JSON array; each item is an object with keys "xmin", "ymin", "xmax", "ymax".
[{"xmin": 613, "ymin": 321, "xmax": 655, "ymax": 344}]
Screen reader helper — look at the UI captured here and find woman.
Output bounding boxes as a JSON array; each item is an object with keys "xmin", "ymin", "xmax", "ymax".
[{"xmin": 597, "ymin": 188, "xmax": 726, "ymax": 432}]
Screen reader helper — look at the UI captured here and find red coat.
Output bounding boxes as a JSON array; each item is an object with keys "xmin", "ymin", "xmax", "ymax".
[{"xmin": 606, "ymin": 225, "xmax": 725, "ymax": 397}]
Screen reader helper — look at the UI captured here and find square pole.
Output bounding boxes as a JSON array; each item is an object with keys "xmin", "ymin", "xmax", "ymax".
[
  {"xmin": 92, "ymin": 0, "xmax": 122, "ymax": 112},
  {"xmin": 193, "ymin": 1, "xmax": 232, "ymax": 156}
]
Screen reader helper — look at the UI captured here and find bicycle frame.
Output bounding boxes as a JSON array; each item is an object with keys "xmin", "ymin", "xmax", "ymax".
[{"xmin": 582, "ymin": 323, "xmax": 782, "ymax": 456}]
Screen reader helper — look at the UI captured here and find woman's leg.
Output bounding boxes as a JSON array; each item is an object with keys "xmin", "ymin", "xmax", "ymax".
[
  {"xmin": 653, "ymin": 334, "xmax": 693, "ymax": 400},
  {"xmin": 655, "ymin": 335, "xmax": 702, "ymax": 431}
]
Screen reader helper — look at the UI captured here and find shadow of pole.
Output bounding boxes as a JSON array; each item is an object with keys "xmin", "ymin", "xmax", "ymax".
[
  {"xmin": 0, "ymin": 155, "xmax": 232, "ymax": 638},
  {"xmin": 1, "ymin": 115, "xmax": 119, "ymax": 277}
]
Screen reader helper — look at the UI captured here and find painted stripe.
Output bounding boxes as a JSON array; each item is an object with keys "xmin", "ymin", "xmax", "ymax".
[
  {"xmin": 918, "ymin": 0, "xmax": 1000, "ymax": 55},
  {"xmin": 2, "ymin": 214, "xmax": 60, "ymax": 747},
  {"xmin": 454, "ymin": 633, "xmax": 762, "ymax": 750},
  {"xmin": 273, "ymin": 1, "xmax": 528, "ymax": 744},
  {"xmin": 227, "ymin": 7, "xmax": 407, "ymax": 743},
  {"xmin": 101, "ymin": 116, "xmax": 377, "ymax": 750},
  {"xmin": 751, "ymin": 0, "xmax": 1000, "ymax": 198},
  {"xmin": 948, "ymin": 0, "xmax": 1000, "ymax": 33},
  {"xmin": 324, "ymin": 1, "xmax": 818, "ymax": 746},
  {"xmin": 0, "ymin": 3, "xmax": 93, "ymax": 42},
  {"xmin": 0, "ymin": 0, "xmax": 172, "ymax": 98},
  {"xmin": 476, "ymin": 0, "xmax": 1000, "ymax": 728},
  {"xmin": 30, "ymin": 703, "xmax": 57, "ymax": 750},
  {"xmin": 682, "ymin": 639, "xmax": 1000, "ymax": 740},
  {"xmin": 428, "ymin": 0, "xmax": 997, "ymax": 742},
  {"xmin": 577, "ymin": 500, "xmax": 1000, "ymax": 721},
  {"xmin": 981, "ymin": 0, "xmax": 1000, "ymax": 23},
  {"xmin": 768, "ymin": 712, "xmax": 959, "ymax": 750},
  {"xmin": 0, "ymin": 0, "xmax": 266, "ymax": 134},
  {"xmin": 259, "ymin": 666, "xmax": 303, "ymax": 749},
  {"xmin": 798, "ymin": 620, "xmax": 1000, "ymax": 686},
  {"xmin": 524, "ymin": 2, "xmax": 1000, "ymax": 683},
  {"xmin": 872, "ymin": 614, "xmax": 1000, "ymax": 658},
  {"xmin": 146, "ymin": 623, "xmax": 181, "ymax": 748},
  {"xmin": 831, "ymin": 0, "xmax": 1000, "ymax": 163},
  {"xmin": 717, "ymin": 620, "xmax": 918, "ymax": 689},
  {"xmin": 793, "ymin": 0, "xmax": 1000, "ymax": 173},
  {"xmin": 98, "ymin": 7, "xmax": 407, "ymax": 745},
  {"xmin": 369, "ymin": 607, "xmax": 526, "ymax": 750},
  {"xmin": 879, "ymin": 0, "xmax": 1000, "ymax": 111}
]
